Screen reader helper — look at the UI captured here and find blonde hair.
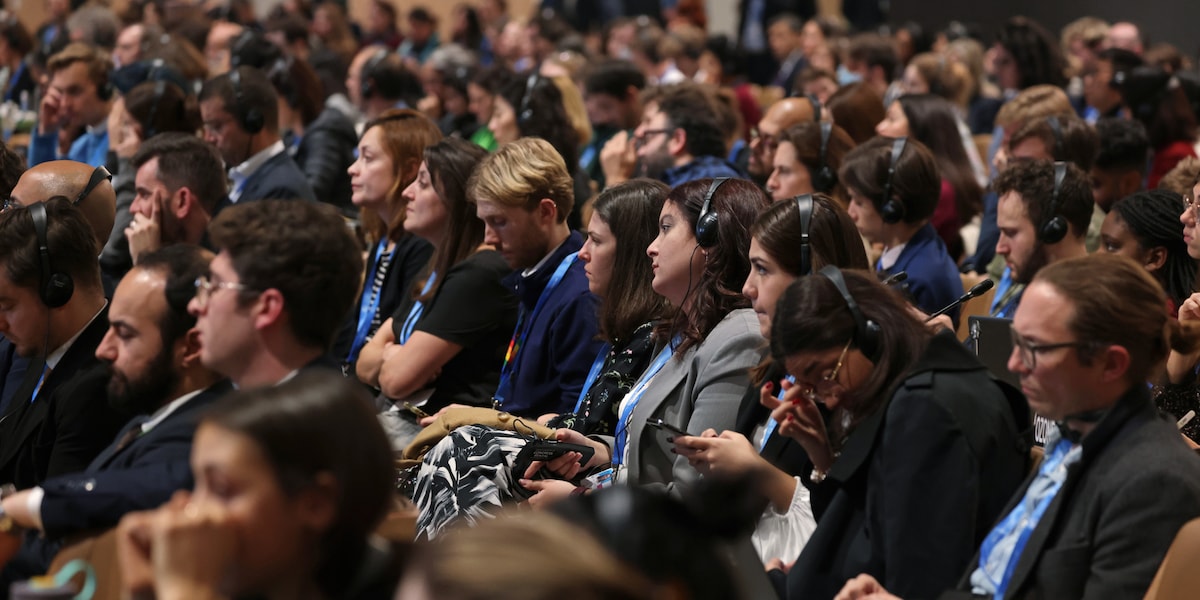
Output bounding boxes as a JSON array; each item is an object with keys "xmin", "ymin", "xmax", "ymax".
[
  {"xmin": 47, "ymin": 43, "xmax": 112, "ymax": 93},
  {"xmin": 995, "ymin": 85, "xmax": 1073, "ymax": 128},
  {"xmin": 1157, "ymin": 155, "xmax": 1200, "ymax": 196},
  {"xmin": 549, "ymin": 75, "xmax": 592, "ymax": 151},
  {"xmin": 468, "ymin": 137, "xmax": 574, "ymax": 222}
]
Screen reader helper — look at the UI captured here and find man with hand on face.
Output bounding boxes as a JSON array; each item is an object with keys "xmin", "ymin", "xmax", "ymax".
[
  {"xmin": 123, "ymin": 134, "xmax": 228, "ymax": 267},
  {"xmin": 0, "ymin": 245, "xmax": 229, "ymax": 585},
  {"xmin": 198, "ymin": 66, "xmax": 316, "ymax": 210},
  {"xmin": 27, "ymin": 44, "xmax": 115, "ymax": 168}
]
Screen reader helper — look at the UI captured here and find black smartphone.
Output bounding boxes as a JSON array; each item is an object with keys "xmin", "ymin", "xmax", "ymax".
[
  {"xmin": 645, "ymin": 418, "xmax": 689, "ymax": 437},
  {"xmin": 516, "ymin": 439, "xmax": 596, "ymax": 465}
]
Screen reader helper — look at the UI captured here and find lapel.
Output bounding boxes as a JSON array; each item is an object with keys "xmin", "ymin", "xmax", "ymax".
[
  {"xmin": 238, "ymin": 151, "xmax": 283, "ymax": 201},
  {"xmin": 999, "ymin": 386, "xmax": 1152, "ymax": 596},
  {"xmin": 0, "ymin": 307, "xmax": 109, "ymax": 468},
  {"xmin": 89, "ymin": 380, "xmax": 232, "ymax": 471},
  {"xmin": 626, "ymin": 339, "xmax": 689, "ymax": 474}
]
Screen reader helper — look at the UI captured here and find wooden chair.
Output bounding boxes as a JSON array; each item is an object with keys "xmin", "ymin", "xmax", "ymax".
[
  {"xmin": 1144, "ymin": 517, "xmax": 1200, "ymax": 599},
  {"xmin": 49, "ymin": 529, "xmax": 122, "ymax": 600}
]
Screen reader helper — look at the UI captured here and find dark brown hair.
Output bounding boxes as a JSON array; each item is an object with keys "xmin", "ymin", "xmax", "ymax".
[
  {"xmin": 1007, "ymin": 113, "xmax": 1100, "ymax": 170},
  {"xmin": 776, "ymin": 122, "xmax": 857, "ymax": 205},
  {"xmin": 124, "ymin": 80, "xmax": 200, "ymax": 140},
  {"xmin": 591, "ymin": 179, "xmax": 669, "ymax": 343},
  {"xmin": 827, "ymin": 82, "xmax": 885, "ymax": 144},
  {"xmin": 895, "ymin": 94, "xmax": 984, "ymax": 221},
  {"xmin": 993, "ymin": 159, "xmax": 1093, "ymax": 240},
  {"xmin": 839, "ymin": 136, "xmax": 941, "ymax": 223},
  {"xmin": 660, "ymin": 178, "xmax": 766, "ymax": 356},
  {"xmin": 359, "ymin": 109, "xmax": 444, "ymax": 243},
  {"xmin": 413, "ymin": 138, "xmax": 488, "ymax": 304},
  {"xmin": 0, "ymin": 197, "xmax": 102, "ymax": 293}
]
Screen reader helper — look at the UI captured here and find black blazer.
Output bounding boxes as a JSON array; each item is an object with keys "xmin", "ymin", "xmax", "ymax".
[
  {"xmin": 294, "ymin": 106, "xmax": 357, "ymax": 213},
  {"xmin": 0, "ymin": 308, "xmax": 129, "ymax": 490},
  {"xmin": 782, "ymin": 332, "xmax": 1030, "ymax": 600},
  {"xmin": 734, "ymin": 370, "xmax": 811, "ymax": 479},
  {"xmin": 38, "ymin": 380, "xmax": 232, "ymax": 537},
  {"xmin": 237, "ymin": 149, "xmax": 318, "ymax": 204}
]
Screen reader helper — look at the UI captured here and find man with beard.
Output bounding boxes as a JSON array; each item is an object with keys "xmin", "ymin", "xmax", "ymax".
[
  {"xmin": 632, "ymin": 83, "xmax": 743, "ymax": 187},
  {"xmin": 992, "ymin": 160, "xmax": 1092, "ymax": 318},
  {"xmin": 747, "ymin": 96, "xmax": 817, "ymax": 187},
  {"xmin": 0, "ymin": 245, "xmax": 229, "ymax": 582}
]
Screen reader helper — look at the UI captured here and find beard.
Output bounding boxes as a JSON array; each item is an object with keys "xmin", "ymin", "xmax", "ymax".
[
  {"xmin": 107, "ymin": 349, "xmax": 181, "ymax": 416},
  {"xmin": 638, "ymin": 147, "xmax": 675, "ymax": 181},
  {"xmin": 1013, "ymin": 243, "xmax": 1050, "ymax": 285}
]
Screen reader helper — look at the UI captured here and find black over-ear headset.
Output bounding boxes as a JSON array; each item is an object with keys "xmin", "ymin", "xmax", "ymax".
[
  {"xmin": 795, "ymin": 193, "xmax": 814, "ymax": 275},
  {"xmin": 812, "ymin": 123, "xmax": 836, "ymax": 193},
  {"xmin": 818, "ymin": 265, "xmax": 880, "ymax": 362},
  {"xmin": 517, "ymin": 73, "xmax": 539, "ymax": 128},
  {"xmin": 695, "ymin": 177, "xmax": 730, "ymax": 248},
  {"xmin": 879, "ymin": 137, "xmax": 908, "ymax": 224},
  {"xmin": 30, "ymin": 203, "xmax": 74, "ymax": 308},
  {"xmin": 228, "ymin": 67, "xmax": 264, "ymax": 135},
  {"xmin": 360, "ymin": 48, "xmax": 389, "ymax": 99},
  {"xmin": 1046, "ymin": 115, "xmax": 1064, "ymax": 158},
  {"xmin": 74, "ymin": 165, "xmax": 112, "ymax": 206},
  {"xmin": 1039, "ymin": 161, "xmax": 1070, "ymax": 244}
]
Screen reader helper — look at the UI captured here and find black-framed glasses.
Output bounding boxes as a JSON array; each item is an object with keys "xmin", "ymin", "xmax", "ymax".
[
  {"xmin": 1009, "ymin": 329, "xmax": 1093, "ymax": 370},
  {"xmin": 801, "ymin": 338, "xmax": 852, "ymax": 403},
  {"xmin": 193, "ymin": 275, "xmax": 253, "ymax": 308},
  {"xmin": 634, "ymin": 128, "xmax": 674, "ymax": 145},
  {"xmin": 750, "ymin": 128, "xmax": 779, "ymax": 151}
]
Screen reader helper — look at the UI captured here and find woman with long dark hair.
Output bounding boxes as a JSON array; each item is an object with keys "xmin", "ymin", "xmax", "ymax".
[
  {"xmin": 763, "ymin": 269, "xmax": 1028, "ymax": 598},
  {"xmin": 1100, "ymin": 189, "xmax": 1195, "ymax": 311}
]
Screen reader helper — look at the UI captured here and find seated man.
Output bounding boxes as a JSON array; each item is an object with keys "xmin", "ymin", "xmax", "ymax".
[
  {"xmin": 27, "ymin": 44, "xmax": 114, "ymax": 167},
  {"xmin": 0, "ymin": 245, "xmax": 229, "ymax": 582},
  {"xmin": 837, "ymin": 253, "xmax": 1200, "ymax": 599},
  {"xmin": 0, "ymin": 199, "xmax": 127, "ymax": 489},
  {"xmin": 188, "ymin": 199, "xmax": 362, "ymax": 388}
]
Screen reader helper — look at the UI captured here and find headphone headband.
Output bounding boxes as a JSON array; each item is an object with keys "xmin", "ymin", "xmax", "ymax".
[
  {"xmin": 879, "ymin": 137, "xmax": 908, "ymax": 224},
  {"xmin": 694, "ymin": 177, "xmax": 730, "ymax": 248},
  {"xmin": 1039, "ymin": 161, "xmax": 1070, "ymax": 244},
  {"xmin": 74, "ymin": 165, "xmax": 112, "ymax": 206},
  {"xmin": 817, "ymin": 265, "xmax": 881, "ymax": 361},
  {"xmin": 795, "ymin": 193, "xmax": 814, "ymax": 275},
  {"xmin": 29, "ymin": 202, "xmax": 74, "ymax": 308}
]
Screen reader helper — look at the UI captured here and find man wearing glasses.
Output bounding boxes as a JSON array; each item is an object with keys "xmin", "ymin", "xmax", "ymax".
[
  {"xmin": 628, "ymin": 84, "xmax": 743, "ymax": 187},
  {"xmin": 747, "ymin": 96, "xmax": 818, "ymax": 187},
  {"xmin": 837, "ymin": 253, "xmax": 1200, "ymax": 600},
  {"xmin": 186, "ymin": 199, "xmax": 361, "ymax": 389}
]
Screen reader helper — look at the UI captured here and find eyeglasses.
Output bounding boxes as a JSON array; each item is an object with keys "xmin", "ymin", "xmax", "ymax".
[
  {"xmin": 193, "ymin": 275, "xmax": 253, "ymax": 308},
  {"xmin": 0, "ymin": 198, "xmax": 20, "ymax": 213},
  {"xmin": 634, "ymin": 128, "xmax": 674, "ymax": 146},
  {"xmin": 1009, "ymin": 329, "xmax": 1092, "ymax": 371},
  {"xmin": 750, "ymin": 128, "xmax": 779, "ymax": 151},
  {"xmin": 801, "ymin": 338, "xmax": 852, "ymax": 403}
]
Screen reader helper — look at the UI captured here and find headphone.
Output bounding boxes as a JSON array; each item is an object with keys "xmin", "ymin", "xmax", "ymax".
[
  {"xmin": 1046, "ymin": 115, "xmax": 1064, "ymax": 158},
  {"xmin": 360, "ymin": 49, "xmax": 389, "ymax": 99},
  {"xmin": 879, "ymin": 137, "xmax": 908, "ymax": 224},
  {"xmin": 30, "ymin": 203, "xmax": 74, "ymax": 308},
  {"xmin": 266, "ymin": 56, "xmax": 297, "ymax": 108},
  {"xmin": 818, "ymin": 265, "xmax": 881, "ymax": 362},
  {"xmin": 228, "ymin": 67, "xmax": 264, "ymax": 135},
  {"xmin": 517, "ymin": 73, "xmax": 539, "ymax": 128},
  {"xmin": 1039, "ymin": 161, "xmax": 1070, "ymax": 244},
  {"xmin": 142, "ymin": 58, "xmax": 178, "ymax": 139},
  {"xmin": 808, "ymin": 94, "xmax": 822, "ymax": 123},
  {"xmin": 795, "ymin": 193, "xmax": 814, "ymax": 275},
  {"xmin": 74, "ymin": 165, "xmax": 111, "ymax": 206},
  {"xmin": 695, "ymin": 177, "xmax": 730, "ymax": 248},
  {"xmin": 812, "ymin": 123, "xmax": 836, "ymax": 193}
]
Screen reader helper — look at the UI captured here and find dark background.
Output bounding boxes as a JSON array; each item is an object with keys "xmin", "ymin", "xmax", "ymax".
[{"xmin": 890, "ymin": 1, "xmax": 1200, "ymax": 62}]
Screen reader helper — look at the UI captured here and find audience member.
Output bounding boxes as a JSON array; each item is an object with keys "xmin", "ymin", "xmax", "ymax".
[
  {"xmin": 581, "ymin": 60, "xmax": 646, "ymax": 189},
  {"xmin": 767, "ymin": 14, "xmax": 807, "ymax": 91},
  {"xmin": 1090, "ymin": 117, "xmax": 1150, "ymax": 212},
  {"xmin": 1100, "ymin": 189, "xmax": 1194, "ymax": 310},
  {"xmin": 1107, "ymin": 21, "xmax": 1145, "ymax": 54},
  {"xmin": 992, "ymin": 17, "xmax": 1069, "ymax": 93},
  {"xmin": 400, "ymin": 8, "xmax": 441, "ymax": 67},
  {"xmin": 27, "ymin": 43, "xmax": 115, "ymax": 167},
  {"xmin": 1112, "ymin": 66, "xmax": 1198, "ymax": 187},
  {"xmin": 0, "ymin": 16, "xmax": 36, "ymax": 104},
  {"xmin": 826, "ymin": 82, "xmax": 886, "ymax": 144},
  {"xmin": 766, "ymin": 121, "xmax": 855, "ymax": 204},
  {"xmin": 346, "ymin": 46, "xmax": 426, "ymax": 120},
  {"xmin": 843, "ymin": 33, "xmax": 897, "ymax": 102},
  {"xmin": 1082, "ymin": 48, "xmax": 1143, "ymax": 123},
  {"xmin": 748, "ymin": 96, "xmax": 818, "ymax": 187}
]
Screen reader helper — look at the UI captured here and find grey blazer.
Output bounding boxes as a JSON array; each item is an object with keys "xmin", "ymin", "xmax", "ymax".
[{"xmin": 604, "ymin": 309, "xmax": 764, "ymax": 495}]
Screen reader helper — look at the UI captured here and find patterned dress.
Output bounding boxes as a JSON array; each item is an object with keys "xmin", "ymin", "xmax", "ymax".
[{"xmin": 412, "ymin": 323, "xmax": 656, "ymax": 539}]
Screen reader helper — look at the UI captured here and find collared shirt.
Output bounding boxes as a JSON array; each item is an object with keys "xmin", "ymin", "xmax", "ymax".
[
  {"xmin": 228, "ymin": 140, "xmax": 285, "ymax": 203},
  {"xmin": 521, "ymin": 237, "xmax": 570, "ymax": 278},
  {"xmin": 879, "ymin": 243, "xmax": 907, "ymax": 271},
  {"xmin": 44, "ymin": 301, "xmax": 108, "ymax": 372}
]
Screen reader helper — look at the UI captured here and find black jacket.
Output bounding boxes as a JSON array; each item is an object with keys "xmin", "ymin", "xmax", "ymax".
[{"xmin": 293, "ymin": 107, "xmax": 357, "ymax": 213}]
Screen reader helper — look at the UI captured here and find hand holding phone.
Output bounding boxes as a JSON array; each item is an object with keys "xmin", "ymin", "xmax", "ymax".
[{"xmin": 645, "ymin": 418, "xmax": 689, "ymax": 438}]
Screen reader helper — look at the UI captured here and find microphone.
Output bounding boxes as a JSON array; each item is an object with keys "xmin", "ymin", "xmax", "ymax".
[
  {"xmin": 882, "ymin": 271, "xmax": 908, "ymax": 286},
  {"xmin": 925, "ymin": 279, "xmax": 995, "ymax": 322}
]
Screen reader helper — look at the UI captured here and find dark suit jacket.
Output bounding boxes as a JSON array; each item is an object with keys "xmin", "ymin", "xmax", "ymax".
[
  {"xmin": 783, "ymin": 332, "xmax": 1030, "ymax": 600},
  {"xmin": 294, "ymin": 106, "xmax": 357, "ymax": 213},
  {"xmin": 0, "ymin": 308, "xmax": 129, "ymax": 490},
  {"xmin": 38, "ymin": 380, "xmax": 232, "ymax": 537},
  {"xmin": 877, "ymin": 222, "xmax": 965, "ymax": 326},
  {"xmin": 945, "ymin": 386, "xmax": 1200, "ymax": 600},
  {"xmin": 237, "ymin": 149, "xmax": 318, "ymax": 205}
]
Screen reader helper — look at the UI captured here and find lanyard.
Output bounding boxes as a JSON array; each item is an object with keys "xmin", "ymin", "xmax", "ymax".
[
  {"xmin": 612, "ymin": 339, "xmax": 677, "ymax": 466},
  {"xmin": 572, "ymin": 344, "xmax": 612, "ymax": 413},
  {"xmin": 345, "ymin": 241, "xmax": 390, "ymax": 364},
  {"xmin": 398, "ymin": 271, "xmax": 437, "ymax": 344},
  {"xmin": 4, "ymin": 62, "xmax": 24, "ymax": 103},
  {"xmin": 759, "ymin": 375, "xmax": 793, "ymax": 452},
  {"xmin": 492, "ymin": 252, "xmax": 578, "ymax": 409}
]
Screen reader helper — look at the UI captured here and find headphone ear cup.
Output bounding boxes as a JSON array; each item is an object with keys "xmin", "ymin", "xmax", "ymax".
[
  {"xmin": 694, "ymin": 212, "xmax": 719, "ymax": 248},
  {"xmin": 242, "ymin": 108, "xmax": 265, "ymax": 135},
  {"xmin": 42, "ymin": 273, "xmax": 74, "ymax": 308},
  {"xmin": 1039, "ymin": 215, "xmax": 1069, "ymax": 244},
  {"xmin": 859, "ymin": 319, "xmax": 882, "ymax": 361},
  {"xmin": 880, "ymin": 198, "xmax": 905, "ymax": 224},
  {"xmin": 813, "ymin": 166, "xmax": 836, "ymax": 193}
]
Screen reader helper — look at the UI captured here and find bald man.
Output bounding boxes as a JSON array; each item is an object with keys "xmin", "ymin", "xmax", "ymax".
[
  {"xmin": 1106, "ymin": 22, "xmax": 1144, "ymax": 55},
  {"xmin": 8, "ymin": 160, "xmax": 116, "ymax": 253},
  {"xmin": 747, "ymin": 97, "xmax": 818, "ymax": 186}
]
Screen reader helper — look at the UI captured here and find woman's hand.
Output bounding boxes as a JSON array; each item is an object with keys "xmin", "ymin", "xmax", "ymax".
[
  {"xmin": 518, "ymin": 479, "xmax": 577, "ymax": 509},
  {"xmin": 1167, "ymin": 292, "xmax": 1200, "ymax": 383},
  {"xmin": 834, "ymin": 574, "xmax": 903, "ymax": 600},
  {"xmin": 151, "ymin": 492, "xmax": 236, "ymax": 599},
  {"xmin": 116, "ymin": 509, "xmax": 158, "ymax": 599},
  {"xmin": 523, "ymin": 428, "xmax": 610, "ymax": 481},
  {"xmin": 673, "ymin": 429, "xmax": 766, "ymax": 479},
  {"xmin": 761, "ymin": 380, "xmax": 836, "ymax": 472}
]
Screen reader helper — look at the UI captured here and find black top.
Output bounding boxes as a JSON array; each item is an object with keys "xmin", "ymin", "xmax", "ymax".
[
  {"xmin": 293, "ymin": 106, "xmax": 358, "ymax": 213},
  {"xmin": 548, "ymin": 321, "xmax": 657, "ymax": 436},
  {"xmin": 388, "ymin": 250, "xmax": 517, "ymax": 411}
]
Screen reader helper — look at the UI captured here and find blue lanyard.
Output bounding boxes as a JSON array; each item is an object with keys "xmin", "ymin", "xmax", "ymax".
[
  {"xmin": 572, "ymin": 344, "xmax": 612, "ymax": 413},
  {"xmin": 492, "ymin": 252, "xmax": 578, "ymax": 408},
  {"xmin": 759, "ymin": 375, "xmax": 793, "ymax": 451},
  {"xmin": 4, "ymin": 62, "xmax": 24, "ymax": 103},
  {"xmin": 398, "ymin": 271, "xmax": 437, "ymax": 344},
  {"xmin": 345, "ymin": 241, "xmax": 390, "ymax": 364},
  {"xmin": 613, "ymin": 339, "xmax": 677, "ymax": 466}
]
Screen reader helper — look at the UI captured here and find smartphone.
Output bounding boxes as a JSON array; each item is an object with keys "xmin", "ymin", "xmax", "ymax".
[
  {"xmin": 516, "ymin": 439, "xmax": 595, "ymax": 465},
  {"xmin": 645, "ymin": 418, "xmax": 689, "ymax": 437}
]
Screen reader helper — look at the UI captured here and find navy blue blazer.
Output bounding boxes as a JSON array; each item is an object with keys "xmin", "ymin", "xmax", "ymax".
[
  {"xmin": 877, "ymin": 223, "xmax": 964, "ymax": 325},
  {"xmin": 233, "ymin": 149, "xmax": 318, "ymax": 207},
  {"xmin": 37, "ymin": 380, "xmax": 233, "ymax": 538}
]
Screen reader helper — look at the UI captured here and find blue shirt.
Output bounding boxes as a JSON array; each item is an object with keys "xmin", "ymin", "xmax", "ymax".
[
  {"xmin": 28, "ymin": 127, "xmax": 109, "ymax": 168},
  {"xmin": 877, "ymin": 223, "xmax": 964, "ymax": 324},
  {"xmin": 661, "ymin": 155, "xmax": 745, "ymax": 188}
]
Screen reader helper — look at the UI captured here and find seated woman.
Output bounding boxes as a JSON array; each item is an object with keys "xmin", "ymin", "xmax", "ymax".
[
  {"xmin": 356, "ymin": 138, "xmax": 518, "ymax": 446},
  {"xmin": 674, "ymin": 193, "xmax": 870, "ymax": 564},
  {"xmin": 1099, "ymin": 189, "xmax": 1195, "ymax": 313},
  {"xmin": 411, "ymin": 179, "xmax": 668, "ymax": 539},
  {"xmin": 115, "ymin": 372, "xmax": 400, "ymax": 600},
  {"xmin": 530, "ymin": 178, "xmax": 768, "ymax": 496},
  {"xmin": 762, "ymin": 269, "xmax": 1029, "ymax": 599},
  {"xmin": 841, "ymin": 136, "xmax": 965, "ymax": 324},
  {"xmin": 334, "ymin": 109, "xmax": 441, "ymax": 375},
  {"xmin": 765, "ymin": 122, "xmax": 856, "ymax": 205}
]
